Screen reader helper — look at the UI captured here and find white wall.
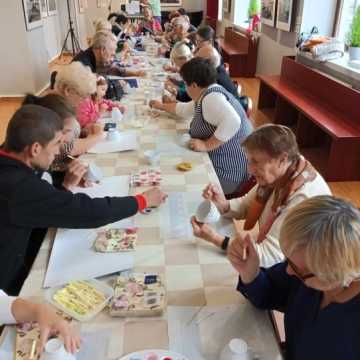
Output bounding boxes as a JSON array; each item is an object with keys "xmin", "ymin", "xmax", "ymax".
[{"xmin": 0, "ymin": 0, "xmax": 64, "ymax": 96}]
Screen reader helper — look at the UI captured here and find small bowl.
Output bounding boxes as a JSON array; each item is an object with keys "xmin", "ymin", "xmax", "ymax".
[
  {"xmin": 220, "ymin": 338, "xmax": 251, "ymax": 360},
  {"xmin": 44, "ymin": 339, "xmax": 76, "ymax": 360},
  {"xmin": 195, "ymin": 200, "xmax": 221, "ymax": 223},
  {"xmin": 144, "ymin": 150, "xmax": 160, "ymax": 166}
]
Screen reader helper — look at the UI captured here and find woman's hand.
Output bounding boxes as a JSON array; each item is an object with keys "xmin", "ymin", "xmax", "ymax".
[
  {"xmin": 134, "ymin": 70, "xmax": 146, "ymax": 77},
  {"xmin": 36, "ymin": 304, "xmax": 81, "ymax": 354},
  {"xmin": 202, "ymin": 183, "xmax": 230, "ymax": 214},
  {"xmin": 190, "ymin": 216, "xmax": 224, "ymax": 247},
  {"xmin": 227, "ymin": 234, "xmax": 260, "ymax": 284},
  {"xmin": 189, "ymin": 139, "xmax": 207, "ymax": 152},
  {"xmin": 149, "ymin": 100, "xmax": 163, "ymax": 110}
]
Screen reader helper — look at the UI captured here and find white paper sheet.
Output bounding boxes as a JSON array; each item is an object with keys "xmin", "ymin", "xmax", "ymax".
[
  {"xmin": 88, "ymin": 131, "xmax": 137, "ymax": 154},
  {"xmin": 167, "ymin": 305, "xmax": 282, "ymax": 360},
  {"xmin": 44, "ymin": 227, "xmax": 134, "ymax": 288},
  {"xmin": 0, "ymin": 327, "xmax": 15, "ymax": 360},
  {"xmin": 72, "ymin": 176, "xmax": 130, "ymax": 199}
]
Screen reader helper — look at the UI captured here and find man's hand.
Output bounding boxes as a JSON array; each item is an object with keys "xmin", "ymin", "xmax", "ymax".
[
  {"xmin": 141, "ymin": 188, "xmax": 168, "ymax": 208},
  {"xmin": 62, "ymin": 160, "xmax": 88, "ymax": 190}
]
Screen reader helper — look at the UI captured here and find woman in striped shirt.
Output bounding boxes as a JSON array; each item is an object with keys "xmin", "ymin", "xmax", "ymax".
[{"xmin": 150, "ymin": 57, "xmax": 252, "ymax": 194}]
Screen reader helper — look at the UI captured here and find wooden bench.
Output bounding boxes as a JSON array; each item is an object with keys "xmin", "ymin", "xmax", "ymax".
[
  {"xmin": 219, "ymin": 27, "xmax": 258, "ymax": 78},
  {"xmin": 258, "ymin": 56, "xmax": 360, "ymax": 181}
]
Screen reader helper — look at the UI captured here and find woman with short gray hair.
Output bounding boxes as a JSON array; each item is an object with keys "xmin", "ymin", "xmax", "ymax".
[{"xmin": 229, "ymin": 195, "xmax": 360, "ymax": 359}]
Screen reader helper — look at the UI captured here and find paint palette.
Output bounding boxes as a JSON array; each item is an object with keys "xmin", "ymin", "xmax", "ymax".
[
  {"xmin": 15, "ymin": 311, "xmax": 72, "ymax": 360},
  {"xmin": 130, "ymin": 168, "xmax": 162, "ymax": 187},
  {"xmin": 94, "ymin": 228, "xmax": 137, "ymax": 252},
  {"xmin": 109, "ymin": 273, "xmax": 166, "ymax": 317},
  {"xmin": 118, "ymin": 350, "xmax": 189, "ymax": 360}
]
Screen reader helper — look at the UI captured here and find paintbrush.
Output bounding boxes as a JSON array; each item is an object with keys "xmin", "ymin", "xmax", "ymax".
[{"xmin": 29, "ymin": 339, "xmax": 37, "ymax": 360}]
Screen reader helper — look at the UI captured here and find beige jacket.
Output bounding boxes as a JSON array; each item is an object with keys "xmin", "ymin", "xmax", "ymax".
[{"xmin": 224, "ymin": 172, "xmax": 331, "ymax": 268}]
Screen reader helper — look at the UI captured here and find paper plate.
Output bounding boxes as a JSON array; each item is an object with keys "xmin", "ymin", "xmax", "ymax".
[{"xmin": 118, "ymin": 350, "xmax": 189, "ymax": 360}]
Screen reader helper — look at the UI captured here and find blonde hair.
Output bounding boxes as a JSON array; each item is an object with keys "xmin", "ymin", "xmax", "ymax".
[
  {"xmin": 280, "ymin": 196, "xmax": 360, "ymax": 287},
  {"xmin": 170, "ymin": 41, "xmax": 193, "ymax": 63},
  {"xmin": 242, "ymin": 124, "xmax": 299, "ymax": 162},
  {"xmin": 93, "ymin": 19, "xmax": 112, "ymax": 33},
  {"xmin": 92, "ymin": 30, "xmax": 117, "ymax": 49},
  {"xmin": 55, "ymin": 62, "xmax": 97, "ymax": 98}
]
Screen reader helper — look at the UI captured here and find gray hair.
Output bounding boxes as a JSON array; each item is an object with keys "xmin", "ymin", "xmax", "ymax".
[{"xmin": 92, "ymin": 30, "xmax": 117, "ymax": 50}]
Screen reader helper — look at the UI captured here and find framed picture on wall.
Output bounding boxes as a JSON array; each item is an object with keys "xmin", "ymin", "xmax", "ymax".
[
  {"xmin": 276, "ymin": 0, "xmax": 293, "ymax": 31},
  {"xmin": 78, "ymin": 0, "xmax": 88, "ymax": 13},
  {"xmin": 223, "ymin": 0, "xmax": 232, "ymax": 13},
  {"xmin": 160, "ymin": 0, "xmax": 182, "ymax": 6},
  {"xmin": 22, "ymin": 0, "xmax": 43, "ymax": 31},
  {"xmin": 40, "ymin": 0, "xmax": 47, "ymax": 17},
  {"xmin": 261, "ymin": 0, "xmax": 277, "ymax": 27},
  {"xmin": 47, "ymin": 0, "xmax": 57, "ymax": 16}
]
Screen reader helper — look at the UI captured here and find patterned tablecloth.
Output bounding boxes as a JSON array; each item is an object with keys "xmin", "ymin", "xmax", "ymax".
[{"xmin": 0, "ymin": 52, "xmax": 282, "ymax": 360}]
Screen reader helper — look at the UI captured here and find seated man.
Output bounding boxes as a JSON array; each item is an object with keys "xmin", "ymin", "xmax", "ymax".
[
  {"xmin": 72, "ymin": 31, "xmax": 145, "ymax": 78},
  {"xmin": 0, "ymin": 105, "xmax": 166, "ymax": 295},
  {"xmin": 0, "ymin": 290, "xmax": 80, "ymax": 354}
]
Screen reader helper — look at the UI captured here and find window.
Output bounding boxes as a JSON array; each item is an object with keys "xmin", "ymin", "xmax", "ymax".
[
  {"xmin": 233, "ymin": 0, "xmax": 251, "ymax": 28},
  {"xmin": 337, "ymin": 0, "xmax": 359, "ymax": 43}
]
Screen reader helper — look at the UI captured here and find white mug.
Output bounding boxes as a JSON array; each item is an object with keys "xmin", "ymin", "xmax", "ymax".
[
  {"xmin": 44, "ymin": 339, "xmax": 76, "ymax": 360},
  {"xmin": 220, "ymin": 338, "xmax": 252, "ymax": 360}
]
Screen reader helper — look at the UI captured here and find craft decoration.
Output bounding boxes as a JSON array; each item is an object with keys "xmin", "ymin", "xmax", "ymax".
[
  {"xmin": 94, "ymin": 228, "xmax": 137, "ymax": 252},
  {"xmin": 110, "ymin": 273, "xmax": 166, "ymax": 317},
  {"xmin": 130, "ymin": 168, "xmax": 162, "ymax": 187}
]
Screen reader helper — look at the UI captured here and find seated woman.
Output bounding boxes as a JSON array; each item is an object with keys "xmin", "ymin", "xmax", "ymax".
[
  {"xmin": 191, "ymin": 124, "xmax": 331, "ymax": 267},
  {"xmin": 137, "ymin": 6, "xmax": 162, "ymax": 35},
  {"xmin": 230, "ymin": 195, "xmax": 360, "ymax": 359},
  {"xmin": 1, "ymin": 291, "xmax": 80, "ymax": 353},
  {"xmin": 52, "ymin": 62, "xmax": 105, "ymax": 155},
  {"xmin": 150, "ymin": 57, "xmax": 252, "ymax": 194},
  {"xmin": 77, "ymin": 76, "xmax": 126, "ymax": 129}
]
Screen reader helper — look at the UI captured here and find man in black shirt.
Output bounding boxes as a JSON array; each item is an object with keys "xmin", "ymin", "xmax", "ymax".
[{"xmin": 0, "ymin": 105, "xmax": 166, "ymax": 294}]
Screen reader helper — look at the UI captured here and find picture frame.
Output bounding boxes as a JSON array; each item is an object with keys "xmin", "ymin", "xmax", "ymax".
[
  {"xmin": 223, "ymin": 0, "xmax": 232, "ymax": 13},
  {"xmin": 261, "ymin": 0, "xmax": 277, "ymax": 27},
  {"xmin": 22, "ymin": 0, "xmax": 43, "ymax": 31},
  {"xmin": 47, "ymin": 0, "xmax": 57, "ymax": 16},
  {"xmin": 78, "ymin": 0, "xmax": 88, "ymax": 13},
  {"xmin": 276, "ymin": 0, "xmax": 294, "ymax": 31},
  {"xmin": 40, "ymin": 0, "xmax": 47, "ymax": 18},
  {"xmin": 160, "ymin": 0, "xmax": 182, "ymax": 6}
]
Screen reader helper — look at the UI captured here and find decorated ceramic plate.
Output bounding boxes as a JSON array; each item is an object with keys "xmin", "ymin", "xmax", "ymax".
[{"xmin": 118, "ymin": 350, "xmax": 189, "ymax": 360}]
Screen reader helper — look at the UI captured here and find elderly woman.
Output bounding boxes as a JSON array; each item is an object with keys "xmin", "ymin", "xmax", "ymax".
[
  {"xmin": 138, "ymin": 6, "xmax": 162, "ymax": 35},
  {"xmin": 230, "ymin": 195, "xmax": 360, "ymax": 359},
  {"xmin": 52, "ymin": 62, "xmax": 105, "ymax": 155},
  {"xmin": 192, "ymin": 124, "xmax": 331, "ymax": 267},
  {"xmin": 150, "ymin": 57, "xmax": 252, "ymax": 194}
]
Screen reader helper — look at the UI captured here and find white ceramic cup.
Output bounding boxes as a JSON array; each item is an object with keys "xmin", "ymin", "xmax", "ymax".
[
  {"xmin": 195, "ymin": 200, "xmax": 221, "ymax": 223},
  {"xmin": 44, "ymin": 339, "xmax": 76, "ymax": 360},
  {"xmin": 220, "ymin": 338, "xmax": 251, "ymax": 360},
  {"xmin": 180, "ymin": 133, "xmax": 191, "ymax": 147},
  {"xmin": 107, "ymin": 128, "xmax": 121, "ymax": 141},
  {"xmin": 144, "ymin": 150, "xmax": 160, "ymax": 166},
  {"xmin": 111, "ymin": 107, "xmax": 123, "ymax": 122},
  {"xmin": 84, "ymin": 163, "xmax": 103, "ymax": 182}
]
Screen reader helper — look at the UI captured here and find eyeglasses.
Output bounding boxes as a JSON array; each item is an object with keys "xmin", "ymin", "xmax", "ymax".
[{"xmin": 286, "ymin": 257, "xmax": 315, "ymax": 281}]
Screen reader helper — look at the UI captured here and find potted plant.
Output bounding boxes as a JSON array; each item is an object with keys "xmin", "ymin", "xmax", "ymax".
[{"xmin": 347, "ymin": 5, "xmax": 360, "ymax": 61}]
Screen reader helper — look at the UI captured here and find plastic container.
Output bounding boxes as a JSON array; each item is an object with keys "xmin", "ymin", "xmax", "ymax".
[
  {"xmin": 45, "ymin": 279, "xmax": 114, "ymax": 322},
  {"xmin": 195, "ymin": 200, "xmax": 221, "ymax": 223}
]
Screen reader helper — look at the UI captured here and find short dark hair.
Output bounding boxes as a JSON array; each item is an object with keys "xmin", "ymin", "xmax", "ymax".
[
  {"xmin": 178, "ymin": 8, "xmax": 187, "ymax": 15},
  {"xmin": 197, "ymin": 25, "xmax": 214, "ymax": 42},
  {"xmin": 4, "ymin": 105, "xmax": 63, "ymax": 153},
  {"xmin": 115, "ymin": 14, "xmax": 128, "ymax": 25},
  {"xmin": 23, "ymin": 93, "xmax": 75, "ymax": 119},
  {"xmin": 108, "ymin": 12, "xmax": 119, "ymax": 21},
  {"xmin": 180, "ymin": 57, "xmax": 217, "ymax": 88}
]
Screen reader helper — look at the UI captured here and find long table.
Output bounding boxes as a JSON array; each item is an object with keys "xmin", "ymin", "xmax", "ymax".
[{"xmin": 0, "ymin": 50, "xmax": 282, "ymax": 360}]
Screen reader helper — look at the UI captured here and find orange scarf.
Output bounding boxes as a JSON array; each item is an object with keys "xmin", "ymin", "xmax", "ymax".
[{"xmin": 244, "ymin": 156, "xmax": 316, "ymax": 243}]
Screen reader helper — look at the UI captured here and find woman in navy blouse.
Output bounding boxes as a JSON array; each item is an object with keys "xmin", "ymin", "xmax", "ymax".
[{"xmin": 229, "ymin": 195, "xmax": 360, "ymax": 360}]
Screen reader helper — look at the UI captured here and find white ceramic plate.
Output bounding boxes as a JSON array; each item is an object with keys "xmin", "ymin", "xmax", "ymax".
[{"xmin": 118, "ymin": 350, "xmax": 189, "ymax": 360}]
